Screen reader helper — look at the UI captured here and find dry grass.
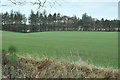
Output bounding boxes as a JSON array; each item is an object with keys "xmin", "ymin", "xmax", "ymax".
[{"xmin": 2, "ymin": 54, "xmax": 120, "ymax": 78}]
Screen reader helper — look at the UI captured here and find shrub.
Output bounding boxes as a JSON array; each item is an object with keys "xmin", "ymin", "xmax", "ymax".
[
  {"xmin": 8, "ymin": 46, "xmax": 18, "ymax": 63},
  {"xmin": 10, "ymin": 53, "xmax": 18, "ymax": 62},
  {"xmin": 2, "ymin": 49, "xmax": 6, "ymax": 54},
  {"xmin": 8, "ymin": 46, "xmax": 17, "ymax": 54}
]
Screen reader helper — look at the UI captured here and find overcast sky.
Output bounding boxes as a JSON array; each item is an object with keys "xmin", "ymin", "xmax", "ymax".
[{"xmin": 0, "ymin": 0, "xmax": 119, "ymax": 20}]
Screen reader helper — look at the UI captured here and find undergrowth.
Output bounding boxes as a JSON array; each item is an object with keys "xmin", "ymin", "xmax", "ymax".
[{"xmin": 2, "ymin": 53, "xmax": 120, "ymax": 78}]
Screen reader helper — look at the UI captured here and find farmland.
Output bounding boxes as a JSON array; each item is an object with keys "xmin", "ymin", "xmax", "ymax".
[{"xmin": 2, "ymin": 31, "xmax": 118, "ymax": 69}]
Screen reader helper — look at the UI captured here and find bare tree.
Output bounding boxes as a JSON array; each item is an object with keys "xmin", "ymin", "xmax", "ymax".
[{"xmin": 8, "ymin": 0, "xmax": 60, "ymax": 9}]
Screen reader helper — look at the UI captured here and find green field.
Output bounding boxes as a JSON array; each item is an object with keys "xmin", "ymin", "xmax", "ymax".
[{"xmin": 2, "ymin": 31, "xmax": 118, "ymax": 68}]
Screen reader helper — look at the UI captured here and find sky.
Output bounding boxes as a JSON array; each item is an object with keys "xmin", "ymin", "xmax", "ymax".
[{"xmin": 0, "ymin": 0, "xmax": 119, "ymax": 20}]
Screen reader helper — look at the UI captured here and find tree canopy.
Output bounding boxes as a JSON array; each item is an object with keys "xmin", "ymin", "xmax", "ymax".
[{"xmin": 2, "ymin": 10, "xmax": 119, "ymax": 32}]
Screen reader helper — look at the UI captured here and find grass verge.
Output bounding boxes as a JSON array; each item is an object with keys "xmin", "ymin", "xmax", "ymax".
[{"xmin": 2, "ymin": 53, "xmax": 120, "ymax": 78}]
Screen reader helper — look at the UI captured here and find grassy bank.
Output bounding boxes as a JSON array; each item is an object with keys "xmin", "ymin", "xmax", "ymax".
[{"xmin": 2, "ymin": 53, "xmax": 119, "ymax": 78}]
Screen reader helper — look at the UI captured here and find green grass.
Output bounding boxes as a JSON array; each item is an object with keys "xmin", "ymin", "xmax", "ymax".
[{"xmin": 2, "ymin": 31, "xmax": 118, "ymax": 68}]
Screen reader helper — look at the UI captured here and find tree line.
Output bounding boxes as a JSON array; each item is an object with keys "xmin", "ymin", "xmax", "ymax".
[{"xmin": 2, "ymin": 10, "xmax": 119, "ymax": 32}]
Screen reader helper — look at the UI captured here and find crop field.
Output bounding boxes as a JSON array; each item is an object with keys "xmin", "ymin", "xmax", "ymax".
[{"xmin": 2, "ymin": 31, "xmax": 118, "ymax": 68}]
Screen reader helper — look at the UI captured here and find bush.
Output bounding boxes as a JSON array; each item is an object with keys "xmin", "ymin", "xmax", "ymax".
[
  {"xmin": 8, "ymin": 46, "xmax": 17, "ymax": 54},
  {"xmin": 10, "ymin": 53, "xmax": 18, "ymax": 62},
  {"xmin": 8, "ymin": 46, "xmax": 18, "ymax": 63},
  {"xmin": 2, "ymin": 49, "xmax": 6, "ymax": 54}
]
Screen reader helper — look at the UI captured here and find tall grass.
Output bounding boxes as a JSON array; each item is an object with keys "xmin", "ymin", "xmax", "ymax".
[{"xmin": 2, "ymin": 53, "xmax": 119, "ymax": 78}]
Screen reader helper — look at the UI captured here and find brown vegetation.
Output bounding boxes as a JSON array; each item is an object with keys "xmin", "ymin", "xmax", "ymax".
[{"xmin": 2, "ymin": 53, "xmax": 120, "ymax": 78}]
